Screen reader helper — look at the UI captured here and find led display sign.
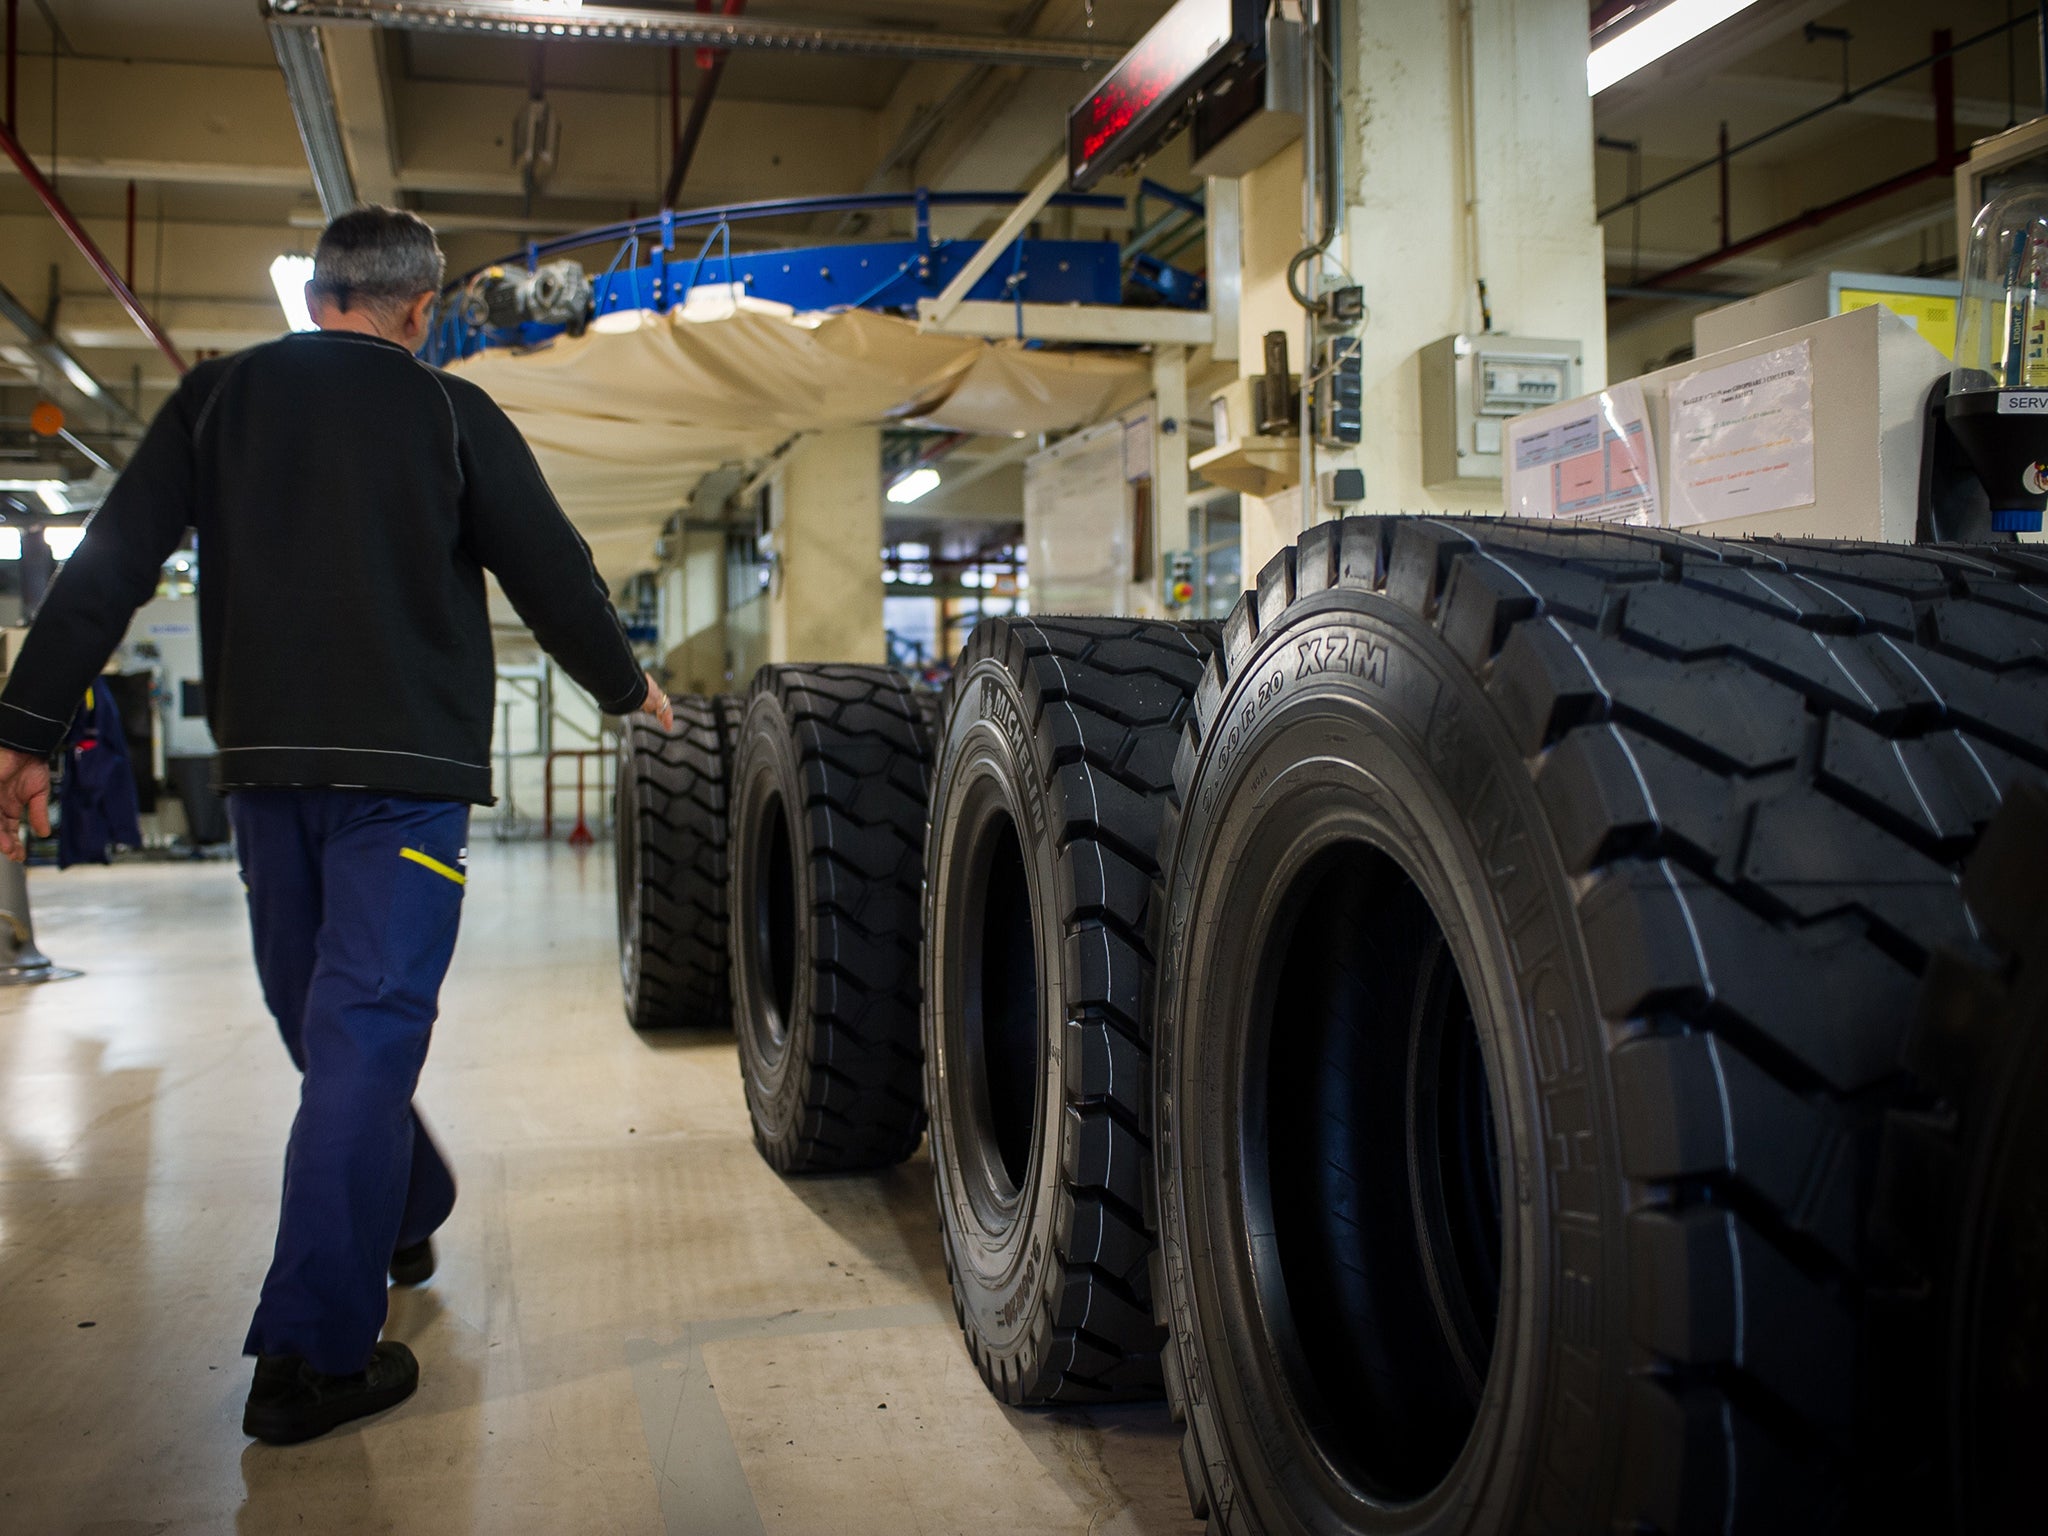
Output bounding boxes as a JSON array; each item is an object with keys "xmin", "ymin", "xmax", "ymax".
[{"xmin": 1066, "ymin": 0, "xmax": 1260, "ymax": 190}]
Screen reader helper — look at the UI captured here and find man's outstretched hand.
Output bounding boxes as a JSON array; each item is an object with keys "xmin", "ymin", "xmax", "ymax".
[
  {"xmin": 0, "ymin": 747, "xmax": 51, "ymax": 863},
  {"xmin": 638, "ymin": 671, "xmax": 674, "ymax": 732}
]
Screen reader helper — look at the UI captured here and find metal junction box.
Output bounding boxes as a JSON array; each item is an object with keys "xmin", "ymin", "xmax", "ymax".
[{"xmin": 1420, "ymin": 333, "xmax": 1581, "ymax": 489}]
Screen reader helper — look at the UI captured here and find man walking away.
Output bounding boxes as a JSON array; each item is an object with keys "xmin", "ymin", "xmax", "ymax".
[{"xmin": 0, "ymin": 207, "xmax": 671, "ymax": 1444}]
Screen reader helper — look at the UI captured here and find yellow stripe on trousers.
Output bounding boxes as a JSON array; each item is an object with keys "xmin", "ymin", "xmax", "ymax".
[{"xmin": 398, "ymin": 847, "xmax": 466, "ymax": 886}]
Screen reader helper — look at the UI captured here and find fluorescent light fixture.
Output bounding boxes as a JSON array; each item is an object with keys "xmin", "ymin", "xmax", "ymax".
[
  {"xmin": 888, "ymin": 468, "xmax": 941, "ymax": 505},
  {"xmin": 270, "ymin": 254, "xmax": 318, "ymax": 333},
  {"xmin": 45, "ymin": 526, "xmax": 86, "ymax": 560},
  {"xmin": 1588, "ymin": 0, "xmax": 1760, "ymax": 95},
  {"xmin": 55, "ymin": 351, "xmax": 104, "ymax": 400},
  {"xmin": 0, "ymin": 530, "xmax": 20, "ymax": 560},
  {"xmin": 0, "ymin": 478, "xmax": 67, "ymax": 511}
]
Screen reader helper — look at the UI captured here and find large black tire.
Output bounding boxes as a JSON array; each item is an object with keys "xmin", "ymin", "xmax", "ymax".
[
  {"xmin": 1150, "ymin": 517, "xmax": 2048, "ymax": 1534},
  {"xmin": 1884, "ymin": 782, "xmax": 2048, "ymax": 1533},
  {"xmin": 923, "ymin": 615, "xmax": 1218, "ymax": 1404},
  {"xmin": 730, "ymin": 665, "xmax": 933, "ymax": 1172},
  {"xmin": 615, "ymin": 694, "xmax": 741, "ymax": 1030},
  {"xmin": 911, "ymin": 684, "xmax": 945, "ymax": 742}
]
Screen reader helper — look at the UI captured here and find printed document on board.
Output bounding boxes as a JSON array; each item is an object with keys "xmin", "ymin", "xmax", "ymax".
[
  {"xmin": 1506, "ymin": 381, "xmax": 1659, "ymax": 525},
  {"xmin": 1666, "ymin": 340, "xmax": 1816, "ymax": 528}
]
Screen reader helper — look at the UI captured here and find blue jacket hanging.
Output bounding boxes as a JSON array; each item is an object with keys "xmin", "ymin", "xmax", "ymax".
[{"xmin": 59, "ymin": 683, "xmax": 144, "ymax": 868}]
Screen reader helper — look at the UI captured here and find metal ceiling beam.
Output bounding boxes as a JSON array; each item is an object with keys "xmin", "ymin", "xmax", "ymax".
[
  {"xmin": 0, "ymin": 278, "xmax": 144, "ymax": 444},
  {"xmin": 262, "ymin": 1, "xmax": 1117, "ymax": 69},
  {"xmin": 269, "ymin": 20, "xmax": 358, "ymax": 219},
  {"xmin": 322, "ymin": 24, "xmax": 402, "ymax": 205}
]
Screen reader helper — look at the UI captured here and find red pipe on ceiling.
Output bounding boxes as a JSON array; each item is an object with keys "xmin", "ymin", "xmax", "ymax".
[
  {"xmin": 1632, "ymin": 25, "xmax": 1961, "ymax": 296},
  {"xmin": 1636, "ymin": 160, "xmax": 1947, "ymax": 291},
  {"xmin": 0, "ymin": 116, "xmax": 186, "ymax": 373},
  {"xmin": 1932, "ymin": 27, "xmax": 1957, "ymax": 170}
]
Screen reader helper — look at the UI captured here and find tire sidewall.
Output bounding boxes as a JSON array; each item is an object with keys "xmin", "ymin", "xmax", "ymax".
[
  {"xmin": 924, "ymin": 655, "xmax": 1070, "ymax": 1384},
  {"xmin": 731, "ymin": 689, "xmax": 816, "ymax": 1156},
  {"xmin": 1156, "ymin": 592, "xmax": 1623, "ymax": 1535}
]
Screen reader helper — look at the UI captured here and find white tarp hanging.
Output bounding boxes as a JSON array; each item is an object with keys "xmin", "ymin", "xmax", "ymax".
[{"xmin": 448, "ymin": 296, "xmax": 1148, "ymax": 580}]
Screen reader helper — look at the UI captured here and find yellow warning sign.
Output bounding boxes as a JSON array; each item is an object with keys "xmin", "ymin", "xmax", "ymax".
[{"xmin": 1838, "ymin": 287, "xmax": 1959, "ymax": 359}]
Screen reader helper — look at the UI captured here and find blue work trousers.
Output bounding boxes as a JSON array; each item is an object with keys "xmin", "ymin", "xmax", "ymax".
[{"xmin": 229, "ymin": 789, "xmax": 470, "ymax": 1376}]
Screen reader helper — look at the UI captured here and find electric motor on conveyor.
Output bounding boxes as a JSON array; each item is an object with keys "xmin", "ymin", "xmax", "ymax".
[
  {"xmin": 1947, "ymin": 183, "xmax": 2048, "ymax": 534},
  {"xmin": 422, "ymin": 189, "xmax": 1210, "ymax": 365}
]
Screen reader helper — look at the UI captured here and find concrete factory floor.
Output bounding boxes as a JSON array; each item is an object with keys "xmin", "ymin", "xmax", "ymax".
[{"xmin": 0, "ymin": 840, "xmax": 1199, "ymax": 1535}]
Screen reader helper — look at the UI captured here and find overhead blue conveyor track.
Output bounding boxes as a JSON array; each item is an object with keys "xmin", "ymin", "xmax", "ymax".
[{"xmin": 425, "ymin": 188, "xmax": 1207, "ymax": 365}]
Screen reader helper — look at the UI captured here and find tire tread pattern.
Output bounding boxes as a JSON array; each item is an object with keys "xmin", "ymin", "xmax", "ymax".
[
  {"xmin": 1155, "ymin": 518, "xmax": 2048, "ymax": 1534},
  {"xmin": 933, "ymin": 615, "xmax": 1219, "ymax": 1406},
  {"xmin": 744, "ymin": 665, "xmax": 933, "ymax": 1172},
  {"xmin": 618, "ymin": 693, "xmax": 738, "ymax": 1030}
]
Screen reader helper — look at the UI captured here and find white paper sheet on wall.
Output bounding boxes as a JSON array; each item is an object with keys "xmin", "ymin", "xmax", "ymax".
[
  {"xmin": 1666, "ymin": 340, "xmax": 1816, "ymax": 528},
  {"xmin": 1505, "ymin": 381, "xmax": 1659, "ymax": 525}
]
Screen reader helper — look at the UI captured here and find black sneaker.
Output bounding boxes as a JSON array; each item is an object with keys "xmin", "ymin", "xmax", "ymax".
[
  {"xmin": 242, "ymin": 1342, "xmax": 419, "ymax": 1445},
  {"xmin": 390, "ymin": 1238, "xmax": 435, "ymax": 1286}
]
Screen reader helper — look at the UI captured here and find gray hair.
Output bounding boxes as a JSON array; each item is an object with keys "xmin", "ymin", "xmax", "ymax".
[{"xmin": 309, "ymin": 206, "xmax": 445, "ymax": 317}]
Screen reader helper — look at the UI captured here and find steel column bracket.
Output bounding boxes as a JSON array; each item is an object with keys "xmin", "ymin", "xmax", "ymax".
[
  {"xmin": 925, "ymin": 161, "xmax": 1072, "ymax": 327},
  {"xmin": 269, "ymin": 20, "xmax": 357, "ymax": 219},
  {"xmin": 0, "ymin": 859, "xmax": 80, "ymax": 987}
]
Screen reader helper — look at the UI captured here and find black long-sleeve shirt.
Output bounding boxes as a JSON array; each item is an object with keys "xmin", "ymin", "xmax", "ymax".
[{"xmin": 0, "ymin": 329, "xmax": 643, "ymax": 804}]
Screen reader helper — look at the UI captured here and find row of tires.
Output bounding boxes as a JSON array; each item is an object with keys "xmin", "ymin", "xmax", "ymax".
[{"xmin": 615, "ymin": 516, "xmax": 2048, "ymax": 1534}]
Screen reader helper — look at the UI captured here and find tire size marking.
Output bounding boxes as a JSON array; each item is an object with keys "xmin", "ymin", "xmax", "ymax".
[
  {"xmin": 1202, "ymin": 630, "xmax": 1393, "ymax": 817},
  {"xmin": 1202, "ymin": 668, "xmax": 1286, "ymax": 816}
]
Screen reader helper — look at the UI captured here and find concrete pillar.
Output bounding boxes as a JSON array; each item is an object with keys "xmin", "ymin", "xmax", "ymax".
[
  {"xmin": 659, "ymin": 520, "xmax": 733, "ymax": 695},
  {"xmin": 769, "ymin": 426, "xmax": 884, "ymax": 665},
  {"xmin": 1233, "ymin": 140, "xmax": 1311, "ymax": 579},
  {"xmin": 1233, "ymin": 0, "xmax": 1609, "ymax": 577}
]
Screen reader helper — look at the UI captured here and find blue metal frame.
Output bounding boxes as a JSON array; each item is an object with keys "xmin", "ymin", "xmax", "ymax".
[{"xmin": 425, "ymin": 188, "xmax": 1207, "ymax": 363}]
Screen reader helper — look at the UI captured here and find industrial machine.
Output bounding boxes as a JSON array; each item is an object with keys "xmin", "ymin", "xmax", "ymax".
[{"xmin": 423, "ymin": 189, "xmax": 1202, "ymax": 365}]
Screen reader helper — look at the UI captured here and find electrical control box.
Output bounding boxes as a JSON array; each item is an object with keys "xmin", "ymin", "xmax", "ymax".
[
  {"xmin": 1314, "ymin": 335, "xmax": 1362, "ymax": 446},
  {"xmin": 1419, "ymin": 333, "xmax": 1581, "ymax": 489}
]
